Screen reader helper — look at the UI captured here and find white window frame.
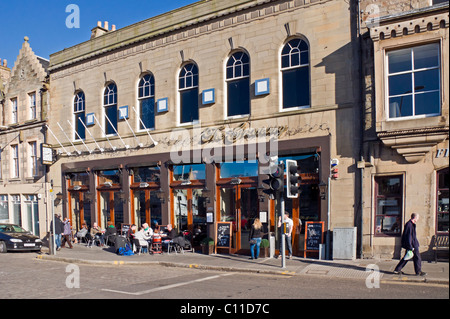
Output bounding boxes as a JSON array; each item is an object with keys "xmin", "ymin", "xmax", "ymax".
[
  {"xmin": 137, "ymin": 74, "xmax": 156, "ymax": 132},
  {"xmin": 103, "ymin": 83, "xmax": 118, "ymax": 137},
  {"xmin": 11, "ymin": 98, "xmax": 18, "ymax": 124},
  {"xmin": 29, "ymin": 141, "xmax": 38, "ymax": 177},
  {"xmin": 73, "ymin": 91, "xmax": 86, "ymax": 141},
  {"xmin": 278, "ymin": 38, "xmax": 311, "ymax": 112},
  {"xmin": 177, "ymin": 63, "xmax": 200, "ymax": 126},
  {"xmin": 29, "ymin": 92, "xmax": 36, "ymax": 120},
  {"xmin": 225, "ymin": 51, "xmax": 251, "ymax": 120},
  {"xmin": 11, "ymin": 144, "xmax": 19, "ymax": 179},
  {"xmin": 385, "ymin": 43, "xmax": 441, "ymax": 121}
]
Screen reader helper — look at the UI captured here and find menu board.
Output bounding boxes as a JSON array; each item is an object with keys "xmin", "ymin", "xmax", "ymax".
[
  {"xmin": 304, "ymin": 222, "xmax": 324, "ymax": 252},
  {"xmin": 215, "ymin": 222, "xmax": 232, "ymax": 252},
  {"xmin": 121, "ymin": 223, "xmax": 131, "ymax": 236}
]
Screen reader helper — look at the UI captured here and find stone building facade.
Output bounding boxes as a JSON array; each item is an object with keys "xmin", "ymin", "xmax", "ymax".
[
  {"xmin": 359, "ymin": 0, "xmax": 449, "ymax": 258},
  {"xmin": 47, "ymin": 0, "xmax": 362, "ymax": 256},
  {"xmin": 0, "ymin": 38, "xmax": 51, "ymax": 238}
]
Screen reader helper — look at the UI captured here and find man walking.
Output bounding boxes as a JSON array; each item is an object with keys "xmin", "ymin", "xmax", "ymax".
[
  {"xmin": 277, "ymin": 212, "xmax": 294, "ymax": 259},
  {"xmin": 394, "ymin": 213, "xmax": 427, "ymax": 276}
]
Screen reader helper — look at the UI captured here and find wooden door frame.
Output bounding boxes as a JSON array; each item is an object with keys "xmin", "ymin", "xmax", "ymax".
[{"xmin": 216, "ymin": 176, "xmax": 258, "ymax": 254}]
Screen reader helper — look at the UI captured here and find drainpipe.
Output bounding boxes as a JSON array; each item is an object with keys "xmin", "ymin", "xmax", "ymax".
[{"xmin": 357, "ymin": 0, "xmax": 365, "ymax": 259}]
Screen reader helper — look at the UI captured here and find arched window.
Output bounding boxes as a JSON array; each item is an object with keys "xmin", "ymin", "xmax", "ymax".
[
  {"xmin": 104, "ymin": 83, "xmax": 118, "ymax": 135},
  {"xmin": 179, "ymin": 63, "xmax": 199, "ymax": 124},
  {"xmin": 74, "ymin": 91, "xmax": 85, "ymax": 140},
  {"xmin": 226, "ymin": 51, "xmax": 250, "ymax": 117},
  {"xmin": 138, "ymin": 74, "xmax": 155, "ymax": 130},
  {"xmin": 281, "ymin": 38, "xmax": 310, "ymax": 109}
]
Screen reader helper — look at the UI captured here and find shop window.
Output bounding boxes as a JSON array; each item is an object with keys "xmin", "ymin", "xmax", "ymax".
[
  {"xmin": 226, "ymin": 51, "xmax": 250, "ymax": 117},
  {"xmin": 374, "ymin": 176, "xmax": 403, "ymax": 236},
  {"xmin": 98, "ymin": 169, "xmax": 121, "ymax": 186},
  {"xmin": 387, "ymin": 43, "xmax": 441, "ymax": 119},
  {"xmin": 104, "ymin": 83, "xmax": 118, "ymax": 135},
  {"xmin": 437, "ymin": 168, "xmax": 449, "ymax": 233},
  {"xmin": 219, "ymin": 161, "xmax": 258, "ymax": 179},
  {"xmin": 12, "ymin": 195, "xmax": 21, "ymax": 226},
  {"xmin": 281, "ymin": 38, "xmax": 310, "ymax": 110},
  {"xmin": 74, "ymin": 91, "xmax": 86, "ymax": 140},
  {"xmin": 132, "ymin": 166, "xmax": 160, "ymax": 184},
  {"xmin": 0, "ymin": 195, "xmax": 8, "ymax": 222},
  {"xmin": 138, "ymin": 74, "xmax": 155, "ymax": 130},
  {"xmin": 24, "ymin": 195, "xmax": 39, "ymax": 236},
  {"xmin": 173, "ymin": 164, "xmax": 205, "ymax": 182},
  {"xmin": 179, "ymin": 63, "xmax": 199, "ymax": 124}
]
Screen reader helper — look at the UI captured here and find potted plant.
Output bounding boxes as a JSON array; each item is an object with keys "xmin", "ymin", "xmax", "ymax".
[
  {"xmin": 201, "ymin": 237, "xmax": 214, "ymax": 255},
  {"xmin": 260, "ymin": 239, "xmax": 270, "ymax": 258}
]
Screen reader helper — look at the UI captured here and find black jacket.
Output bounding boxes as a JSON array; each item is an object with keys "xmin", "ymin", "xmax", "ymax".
[
  {"xmin": 401, "ymin": 220, "xmax": 419, "ymax": 251},
  {"xmin": 51, "ymin": 218, "xmax": 64, "ymax": 234},
  {"xmin": 250, "ymin": 225, "xmax": 263, "ymax": 239}
]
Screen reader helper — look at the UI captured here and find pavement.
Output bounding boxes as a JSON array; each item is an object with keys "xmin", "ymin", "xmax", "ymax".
[{"xmin": 36, "ymin": 244, "xmax": 449, "ymax": 285}]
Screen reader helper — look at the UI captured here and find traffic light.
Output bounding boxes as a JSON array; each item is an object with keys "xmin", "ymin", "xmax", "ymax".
[
  {"xmin": 331, "ymin": 158, "xmax": 339, "ymax": 179},
  {"xmin": 286, "ymin": 159, "xmax": 300, "ymax": 198},
  {"xmin": 262, "ymin": 161, "xmax": 285, "ymax": 199}
]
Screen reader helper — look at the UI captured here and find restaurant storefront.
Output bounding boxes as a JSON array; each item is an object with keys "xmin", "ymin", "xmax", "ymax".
[{"xmin": 61, "ymin": 135, "xmax": 331, "ymax": 256}]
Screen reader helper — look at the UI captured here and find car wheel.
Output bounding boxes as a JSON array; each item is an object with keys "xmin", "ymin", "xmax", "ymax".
[{"xmin": 0, "ymin": 241, "xmax": 7, "ymax": 253}]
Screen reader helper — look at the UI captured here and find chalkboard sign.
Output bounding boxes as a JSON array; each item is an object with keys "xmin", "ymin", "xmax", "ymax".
[
  {"xmin": 215, "ymin": 222, "xmax": 232, "ymax": 253},
  {"xmin": 121, "ymin": 223, "xmax": 131, "ymax": 236},
  {"xmin": 304, "ymin": 222, "xmax": 324, "ymax": 252}
]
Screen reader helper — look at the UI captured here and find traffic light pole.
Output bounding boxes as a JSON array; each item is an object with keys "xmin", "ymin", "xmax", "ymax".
[{"xmin": 280, "ymin": 192, "xmax": 286, "ymax": 269}]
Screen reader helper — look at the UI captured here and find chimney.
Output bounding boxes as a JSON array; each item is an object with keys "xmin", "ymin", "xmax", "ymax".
[{"xmin": 90, "ymin": 21, "xmax": 114, "ymax": 39}]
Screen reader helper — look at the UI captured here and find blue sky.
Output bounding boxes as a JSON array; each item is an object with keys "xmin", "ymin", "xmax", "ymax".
[{"xmin": 0, "ymin": 0, "xmax": 198, "ymax": 68}]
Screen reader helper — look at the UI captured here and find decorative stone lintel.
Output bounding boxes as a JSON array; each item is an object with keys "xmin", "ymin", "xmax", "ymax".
[{"xmin": 378, "ymin": 127, "xmax": 449, "ymax": 163}]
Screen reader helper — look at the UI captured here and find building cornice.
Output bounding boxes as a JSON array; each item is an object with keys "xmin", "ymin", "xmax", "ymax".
[
  {"xmin": 48, "ymin": 0, "xmax": 330, "ymax": 72},
  {"xmin": 367, "ymin": 3, "xmax": 449, "ymax": 42}
]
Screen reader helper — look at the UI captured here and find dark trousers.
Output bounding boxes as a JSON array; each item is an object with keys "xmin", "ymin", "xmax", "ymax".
[
  {"xmin": 394, "ymin": 246, "xmax": 421, "ymax": 274},
  {"xmin": 62, "ymin": 235, "xmax": 73, "ymax": 248}
]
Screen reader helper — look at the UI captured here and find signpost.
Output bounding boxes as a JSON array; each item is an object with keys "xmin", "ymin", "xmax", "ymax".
[
  {"xmin": 304, "ymin": 221, "xmax": 324, "ymax": 258},
  {"xmin": 215, "ymin": 222, "xmax": 232, "ymax": 254}
]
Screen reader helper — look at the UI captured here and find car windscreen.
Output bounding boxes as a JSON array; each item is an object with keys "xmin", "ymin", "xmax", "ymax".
[{"xmin": 0, "ymin": 225, "xmax": 29, "ymax": 233}]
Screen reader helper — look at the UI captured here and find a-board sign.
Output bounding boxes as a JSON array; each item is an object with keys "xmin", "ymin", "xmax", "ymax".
[
  {"xmin": 304, "ymin": 221, "xmax": 324, "ymax": 252},
  {"xmin": 121, "ymin": 223, "xmax": 131, "ymax": 235},
  {"xmin": 215, "ymin": 222, "xmax": 232, "ymax": 252}
]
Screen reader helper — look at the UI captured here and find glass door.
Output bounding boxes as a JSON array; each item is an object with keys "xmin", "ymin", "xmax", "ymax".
[
  {"xmin": 219, "ymin": 185, "xmax": 259, "ymax": 253},
  {"xmin": 240, "ymin": 187, "xmax": 258, "ymax": 250},
  {"xmin": 99, "ymin": 192, "xmax": 112, "ymax": 229},
  {"xmin": 173, "ymin": 188, "xmax": 208, "ymax": 234},
  {"xmin": 69, "ymin": 192, "xmax": 91, "ymax": 231},
  {"xmin": 220, "ymin": 187, "xmax": 237, "ymax": 250}
]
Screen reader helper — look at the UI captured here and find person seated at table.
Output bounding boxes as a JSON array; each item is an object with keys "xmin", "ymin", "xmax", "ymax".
[
  {"xmin": 153, "ymin": 222, "xmax": 160, "ymax": 234},
  {"xmin": 161, "ymin": 224, "xmax": 177, "ymax": 251},
  {"xmin": 142, "ymin": 223, "xmax": 153, "ymax": 245},
  {"xmin": 134, "ymin": 226, "xmax": 151, "ymax": 253},
  {"xmin": 142, "ymin": 223, "xmax": 153, "ymax": 238},
  {"xmin": 161, "ymin": 224, "xmax": 177, "ymax": 240},
  {"xmin": 103, "ymin": 221, "xmax": 117, "ymax": 246},
  {"xmin": 126, "ymin": 224, "xmax": 137, "ymax": 244},
  {"xmin": 90, "ymin": 222, "xmax": 105, "ymax": 246},
  {"xmin": 76, "ymin": 222, "xmax": 92, "ymax": 244}
]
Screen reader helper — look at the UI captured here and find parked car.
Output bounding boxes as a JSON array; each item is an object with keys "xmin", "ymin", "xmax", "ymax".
[{"xmin": 0, "ymin": 224, "xmax": 42, "ymax": 253}]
